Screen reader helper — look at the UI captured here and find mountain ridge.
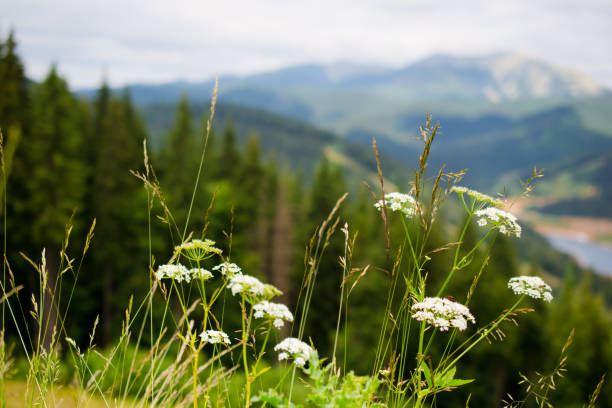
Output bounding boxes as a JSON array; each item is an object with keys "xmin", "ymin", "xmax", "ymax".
[{"xmin": 76, "ymin": 51, "xmax": 606, "ymax": 105}]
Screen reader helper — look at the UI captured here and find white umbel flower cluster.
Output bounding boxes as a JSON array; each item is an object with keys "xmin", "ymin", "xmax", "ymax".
[
  {"xmin": 155, "ymin": 264, "xmax": 191, "ymax": 283},
  {"xmin": 190, "ymin": 268, "xmax": 213, "ymax": 280},
  {"xmin": 227, "ymin": 274, "xmax": 266, "ymax": 296},
  {"xmin": 374, "ymin": 192, "xmax": 419, "ymax": 218},
  {"xmin": 411, "ymin": 297, "xmax": 476, "ymax": 331},
  {"xmin": 508, "ymin": 276, "xmax": 553, "ymax": 302},
  {"xmin": 274, "ymin": 337, "xmax": 313, "ymax": 367},
  {"xmin": 199, "ymin": 329, "xmax": 231, "ymax": 345},
  {"xmin": 253, "ymin": 301, "xmax": 294, "ymax": 328},
  {"xmin": 212, "ymin": 262, "xmax": 242, "ymax": 278},
  {"xmin": 452, "ymin": 186, "xmax": 505, "ymax": 207},
  {"xmin": 175, "ymin": 239, "xmax": 222, "ymax": 261},
  {"xmin": 474, "ymin": 207, "xmax": 522, "ymax": 238}
]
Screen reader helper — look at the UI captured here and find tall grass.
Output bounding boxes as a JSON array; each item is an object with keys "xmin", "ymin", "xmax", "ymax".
[{"xmin": 0, "ymin": 93, "xmax": 606, "ymax": 408}]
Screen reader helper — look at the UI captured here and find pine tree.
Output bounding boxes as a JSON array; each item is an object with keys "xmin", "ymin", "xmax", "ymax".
[
  {"xmin": 82, "ymin": 88, "xmax": 147, "ymax": 345},
  {"xmin": 0, "ymin": 31, "xmax": 30, "ymax": 203},
  {"xmin": 9, "ymin": 67, "xmax": 87, "ymax": 349},
  {"xmin": 157, "ymin": 95, "xmax": 200, "ymax": 241},
  {"xmin": 214, "ymin": 119, "xmax": 240, "ymax": 180},
  {"xmin": 301, "ymin": 156, "xmax": 348, "ymax": 354},
  {"xmin": 0, "ymin": 31, "xmax": 29, "ymax": 132}
]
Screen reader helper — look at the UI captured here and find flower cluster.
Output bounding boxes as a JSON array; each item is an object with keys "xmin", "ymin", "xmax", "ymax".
[
  {"xmin": 199, "ymin": 329, "xmax": 231, "ymax": 345},
  {"xmin": 253, "ymin": 301, "xmax": 294, "ymax": 328},
  {"xmin": 274, "ymin": 337, "xmax": 313, "ymax": 367},
  {"xmin": 452, "ymin": 186, "xmax": 505, "ymax": 207},
  {"xmin": 227, "ymin": 274, "xmax": 267, "ymax": 296},
  {"xmin": 155, "ymin": 264, "xmax": 191, "ymax": 283},
  {"xmin": 508, "ymin": 276, "xmax": 553, "ymax": 302},
  {"xmin": 174, "ymin": 238, "xmax": 222, "ymax": 261},
  {"xmin": 374, "ymin": 192, "xmax": 419, "ymax": 218},
  {"xmin": 190, "ymin": 268, "xmax": 213, "ymax": 280},
  {"xmin": 411, "ymin": 297, "xmax": 475, "ymax": 331},
  {"xmin": 212, "ymin": 262, "xmax": 242, "ymax": 278},
  {"xmin": 474, "ymin": 207, "xmax": 521, "ymax": 238}
]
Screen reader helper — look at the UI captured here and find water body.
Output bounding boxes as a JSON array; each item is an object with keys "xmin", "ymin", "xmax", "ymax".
[{"xmin": 546, "ymin": 235, "xmax": 612, "ymax": 276}]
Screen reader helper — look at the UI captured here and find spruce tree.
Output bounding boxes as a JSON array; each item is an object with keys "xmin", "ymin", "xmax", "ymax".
[
  {"xmin": 302, "ymin": 156, "xmax": 347, "ymax": 354},
  {"xmin": 9, "ymin": 67, "xmax": 86, "ymax": 349},
  {"xmin": 214, "ymin": 119, "xmax": 240, "ymax": 180},
  {"xmin": 82, "ymin": 88, "xmax": 147, "ymax": 345},
  {"xmin": 157, "ymin": 95, "xmax": 200, "ymax": 241}
]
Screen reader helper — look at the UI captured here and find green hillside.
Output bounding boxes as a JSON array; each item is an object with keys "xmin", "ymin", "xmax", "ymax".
[{"xmin": 140, "ymin": 101, "xmax": 409, "ymax": 186}]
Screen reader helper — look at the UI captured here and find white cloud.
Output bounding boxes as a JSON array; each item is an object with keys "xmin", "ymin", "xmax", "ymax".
[{"xmin": 1, "ymin": 0, "xmax": 611, "ymax": 88}]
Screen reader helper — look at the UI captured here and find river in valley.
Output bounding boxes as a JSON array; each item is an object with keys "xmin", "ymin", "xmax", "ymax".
[{"xmin": 546, "ymin": 235, "xmax": 612, "ymax": 276}]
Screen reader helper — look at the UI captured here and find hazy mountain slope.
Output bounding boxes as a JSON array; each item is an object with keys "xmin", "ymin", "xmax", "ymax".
[
  {"xmin": 348, "ymin": 106, "xmax": 612, "ymax": 201},
  {"xmin": 139, "ymin": 101, "xmax": 408, "ymax": 185}
]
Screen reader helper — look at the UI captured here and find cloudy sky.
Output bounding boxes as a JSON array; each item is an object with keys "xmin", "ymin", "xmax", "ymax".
[{"xmin": 2, "ymin": 0, "xmax": 611, "ymax": 89}]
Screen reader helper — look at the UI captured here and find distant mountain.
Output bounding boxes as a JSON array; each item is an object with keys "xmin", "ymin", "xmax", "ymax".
[
  {"xmin": 77, "ymin": 52, "xmax": 605, "ymax": 106},
  {"xmin": 371, "ymin": 53, "xmax": 603, "ymax": 102}
]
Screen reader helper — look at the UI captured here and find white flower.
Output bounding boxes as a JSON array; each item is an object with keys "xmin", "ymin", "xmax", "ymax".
[
  {"xmin": 212, "ymin": 262, "xmax": 242, "ymax": 278},
  {"xmin": 452, "ymin": 186, "xmax": 505, "ymax": 207},
  {"xmin": 199, "ymin": 329, "xmax": 231, "ymax": 345},
  {"xmin": 274, "ymin": 338, "xmax": 313, "ymax": 366},
  {"xmin": 508, "ymin": 276, "xmax": 553, "ymax": 302},
  {"xmin": 474, "ymin": 207, "xmax": 521, "ymax": 238},
  {"xmin": 227, "ymin": 274, "xmax": 266, "ymax": 296},
  {"xmin": 175, "ymin": 239, "xmax": 222, "ymax": 261},
  {"xmin": 190, "ymin": 268, "xmax": 213, "ymax": 280},
  {"xmin": 253, "ymin": 301, "xmax": 294, "ymax": 328},
  {"xmin": 374, "ymin": 192, "xmax": 419, "ymax": 218},
  {"xmin": 411, "ymin": 297, "xmax": 475, "ymax": 331},
  {"xmin": 155, "ymin": 264, "xmax": 191, "ymax": 283}
]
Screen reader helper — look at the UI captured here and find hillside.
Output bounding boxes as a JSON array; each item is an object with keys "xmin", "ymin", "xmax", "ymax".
[{"xmin": 140, "ymin": 101, "xmax": 408, "ymax": 187}]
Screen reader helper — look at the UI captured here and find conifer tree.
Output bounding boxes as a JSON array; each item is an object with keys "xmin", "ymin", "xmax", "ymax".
[
  {"xmin": 214, "ymin": 119, "xmax": 240, "ymax": 180},
  {"xmin": 0, "ymin": 31, "xmax": 29, "ymax": 132},
  {"xmin": 0, "ymin": 31, "xmax": 30, "ymax": 202},
  {"xmin": 302, "ymin": 156, "xmax": 347, "ymax": 354},
  {"xmin": 9, "ymin": 67, "xmax": 86, "ymax": 349},
  {"xmin": 84, "ymin": 89, "xmax": 147, "ymax": 344},
  {"xmin": 157, "ymin": 95, "xmax": 200, "ymax": 240}
]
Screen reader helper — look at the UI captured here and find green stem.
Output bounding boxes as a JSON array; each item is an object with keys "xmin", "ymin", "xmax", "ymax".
[
  {"xmin": 241, "ymin": 294, "xmax": 251, "ymax": 408},
  {"xmin": 193, "ymin": 348, "xmax": 199, "ymax": 408}
]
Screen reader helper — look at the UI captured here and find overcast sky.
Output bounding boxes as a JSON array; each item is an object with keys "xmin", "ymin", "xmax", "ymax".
[{"xmin": 2, "ymin": 0, "xmax": 611, "ymax": 89}]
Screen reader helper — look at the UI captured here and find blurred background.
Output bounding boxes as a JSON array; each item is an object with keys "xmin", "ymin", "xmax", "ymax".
[{"xmin": 1, "ymin": 1, "xmax": 612, "ymax": 406}]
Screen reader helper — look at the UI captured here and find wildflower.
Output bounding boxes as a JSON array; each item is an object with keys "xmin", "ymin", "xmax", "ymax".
[
  {"xmin": 190, "ymin": 268, "xmax": 213, "ymax": 280},
  {"xmin": 212, "ymin": 262, "xmax": 242, "ymax": 278},
  {"xmin": 474, "ymin": 207, "xmax": 521, "ymax": 238},
  {"xmin": 274, "ymin": 338, "xmax": 313, "ymax": 366},
  {"xmin": 174, "ymin": 238, "xmax": 222, "ymax": 261},
  {"xmin": 253, "ymin": 301, "xmax": 294, "ymax": 328},
  {"xmin": 508, "ymin": 276, "xmax": 553, "ymax": 302},
  {"xmin": 452, "ymin": 186, "xmax": 505, "ymax": 207},
  {"xmin": 155, "ymin": 264, "xmax": 191, "ymax": 283},
  {"xmin": 374, "ymin": 192, "xmax": 419, "ymax": 218},
  {"xmin": 227, "ymin": 274, "xmax": 267, "ymax": 297},
  {"xmin": 199, "ymin": 330, "xmax": 231, "ymax": 345},
  {"xmin": 411, "ymin": 297, "xmax": 475, "ymax": 331}
]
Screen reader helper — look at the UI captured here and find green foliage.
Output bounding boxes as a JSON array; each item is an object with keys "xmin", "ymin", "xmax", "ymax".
[{"xmin": 255, "ymin": 353, "xmax": 385, "ymax": 408}]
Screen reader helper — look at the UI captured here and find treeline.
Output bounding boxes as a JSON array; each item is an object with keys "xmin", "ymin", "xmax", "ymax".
[{"xmin": 1, "ymin": 33, "xmax": 611, "ymax": 406}]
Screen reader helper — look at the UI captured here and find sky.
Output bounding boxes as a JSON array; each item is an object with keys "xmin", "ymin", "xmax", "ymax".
[{"xmin": 2, "ymin": 0, "xmax": 612, "ymax": 89}]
